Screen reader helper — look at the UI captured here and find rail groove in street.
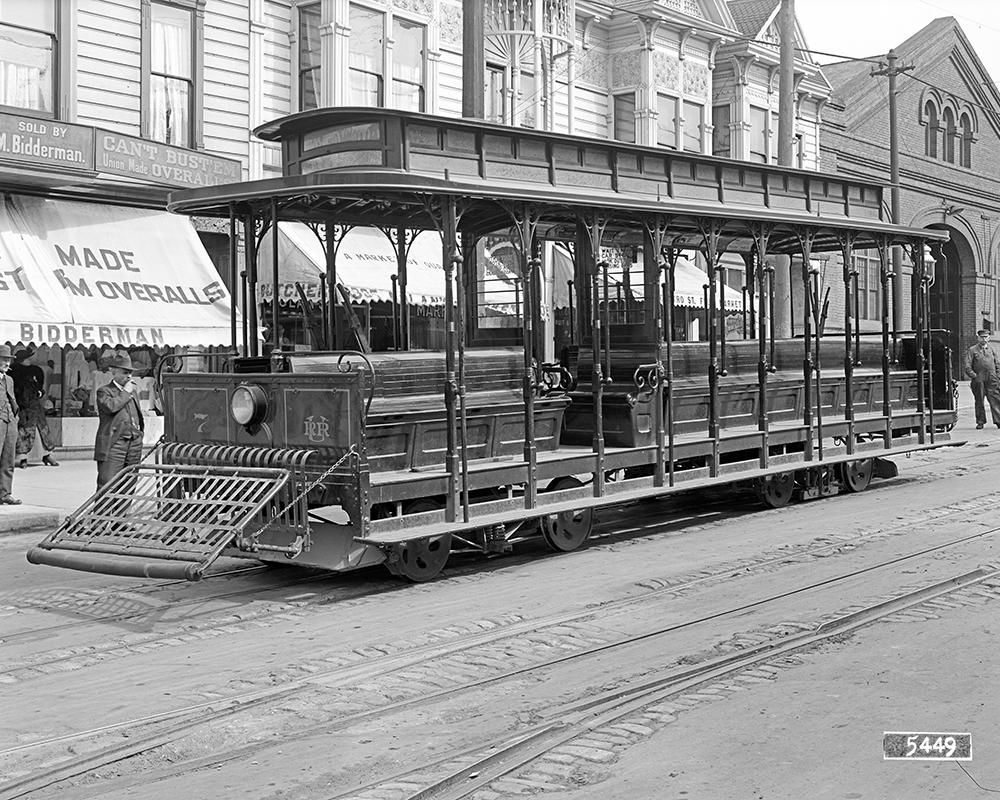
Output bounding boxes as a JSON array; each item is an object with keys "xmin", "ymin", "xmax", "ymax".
[{"xmin": 3, "ymin": 516, "xmax": 999, "ymax": 800}]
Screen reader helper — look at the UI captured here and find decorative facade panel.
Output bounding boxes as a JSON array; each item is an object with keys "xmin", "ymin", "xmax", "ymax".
[
  {"xmin": 653, "ymin": 52, "xmax": 680, "ymax": 92},
  {"xmin": 611, "ymin": 50, "xmax": 641, "ymax": 89},
  {"xmin": 392, "ymin": 0, "xmax": 434, "ymax": 19},
  {"xmin": 684, "ymin": 63, "xmax": 710, "ymax": 98},
  {"xmin": 439, "ymin": 2, "xmax": 463, "ymax": 48}
]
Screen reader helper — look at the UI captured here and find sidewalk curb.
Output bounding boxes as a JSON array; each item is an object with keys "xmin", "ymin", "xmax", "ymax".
[{"xmin": 0, "ymin": 508, "xmax": 63, "ymax": 535}]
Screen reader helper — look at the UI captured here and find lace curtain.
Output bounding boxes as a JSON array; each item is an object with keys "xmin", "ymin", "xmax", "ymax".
[{"xmin": 150, "ymin": 11, "xmax": 191, "ymax": 146}]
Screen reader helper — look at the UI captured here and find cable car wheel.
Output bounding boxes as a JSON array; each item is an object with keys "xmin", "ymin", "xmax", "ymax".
[
  {"xmin": 384, "ymin": 499, "xmax": 451, "ymax": 582},
  {"xmin": 754, "ymin": 471, "xmax": 796, "ymax": 509},
  {"xmin": 540, "ymin": 476, "xmax": 594, "ymax": 552},
  {"xmin": 838, "ymin": 458, "xmax": 874, "ymax": 493}
]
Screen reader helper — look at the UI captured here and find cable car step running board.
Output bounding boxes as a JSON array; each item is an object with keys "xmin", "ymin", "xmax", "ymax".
[{"xmin": 27, "ymin": 447, "xmax": 315, "ymax": 581}]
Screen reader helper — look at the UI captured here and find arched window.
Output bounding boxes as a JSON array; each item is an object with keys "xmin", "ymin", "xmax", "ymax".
[
  {"xmin": 943, "ymin": 107, "xmax": 956, "ymax": 163},
  {"xmin": 960, "ymin": 113, "xmax": 973, "ymax": 168},
  {"xmin": 924, "ymin": 101, "xmax": 938, "ymax": 158}
]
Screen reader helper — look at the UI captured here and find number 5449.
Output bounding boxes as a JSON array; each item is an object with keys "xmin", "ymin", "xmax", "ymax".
[{"xmin": 883, "ymin": 732, "xmax": 971, "ymax": 760}]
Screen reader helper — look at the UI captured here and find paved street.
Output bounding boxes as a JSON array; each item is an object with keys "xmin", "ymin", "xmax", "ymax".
[{"xmin": 1, "ymin": 390, "xmax": 999, "ymax": 799}]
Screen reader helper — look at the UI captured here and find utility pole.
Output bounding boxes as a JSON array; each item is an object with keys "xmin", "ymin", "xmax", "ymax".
[
  {"xmin": 777, "ymin": 0, "xmax": 795, "ymax": 166},
  {"xmin": 871, "ymin": 49, "xmax": 914, "ymax": 332},
  {"xmin": 462, "ymin": 0, "xmax": 485, "ymax": 118},
  {"xmin": 772, "ymin": 0, "xmax": 795, "ymax": 337}
]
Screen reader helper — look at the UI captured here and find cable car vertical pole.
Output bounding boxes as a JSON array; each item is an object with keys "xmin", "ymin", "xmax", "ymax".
[
  {"xmin": 243, "ymin": 211, "xmax": 259, "ymax": 358},
  {"xmin": 923, "ymin": 242, "xmax": 936, "ymax": 442},
  {"xmin": 877, "ymin": 237, "xmax": 893, "ymax": 448},
  {"xmin": 701, "ymin": 221, "xmax": 721, "ymax": 478},
  {"xmin": 270, "ymin": 197, "xmax": 280, "ymax": 354},
  {"xmin": 798, "ymin": 230, "xmax": 814, "ymax": 461},
  {"xmin": 909, "ymin": 240, "xmax": 927, "ymax": 444},
  {"xmin": 665, "ymin": 247, "xmax": 677, "ymax": 487},
  {"xmin": 228, "ymin": 204, "xmax": 238, "ymax": 354},
  {"xmin": 442, "ymin": 196, "xmax": 459, "ymax": 522},
  {"xmin": 325, "ymin": 219, "xmax": 339, "ymax": 351},
  {"xmin": 517, "ymin": 207, "xmax": 538, "ymax": 510},
  {"xmin": 643, "ymin": 217, "xmax": 667, "ymax": 489},
  {"xmin": 456, "ymin": 234, "xmax": 471, "ymax": 522},
  {"xmin": 584, "ymin": 214, "xmax": 606, "ymax": 498},
  {"xmin": 840, "ymin": 233, "xmax": 856, "ymax": 454},
  {"xmin": 750, "ymin": 224, "xmax": 771, "ymax": 469}
]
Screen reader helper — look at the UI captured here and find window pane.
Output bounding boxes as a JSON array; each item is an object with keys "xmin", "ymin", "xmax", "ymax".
[
  {"xmin": 712, "ymin": 104, "xmax": 731, "ymax": 157},
  {"xmin": 298, "ymin": 3, "xmax": 321, "ymax": 70},
  {"xmin": 656, "ymin": 94, "xmax": 676, "ymax": 148},
  {"xmin": 151, "ymin": 2, "xmax": 192, "ymax": 78},
  {"xmin": 485, "ymin": 65, "xmax": 505, "ymax": 122},
  {"xmin": 150, "ymin": 74, "xmax": 190, "ymax": 147},
  {"xmin": 392, "ymin": 81, "xmax": 422, "ymax": 111},
  {"xmin": 349, "ymin": 70, "xmax": 381, "ymax": 106},
  {"xmin": 683, "ymin": 101, "xmax": 702, "ymax": 152},
  {"xmin": 0, "ymin": 24, "xmax": 54, "ymax": 112},
  {"xmin": 392, "ymin": 18, "xmax": 424, "ymax": 112},
  {"xmin": 349, "ymin": 5, "xmax": 383, "ymax": 75},
  {"xmin": 749, "ymin": 106, "xmax": 767, "ymax": 163},
  {"xmin": 0, "ymin": 0, "xmax": 55, "ymax": 31},
  {"xmin": 614, "ymin": 93, "xmax": 635, "ymax": 143},
  {"xmin": 392, "ymin": 19, "xmax": 423, "ymax": 82},
  {"xmin": 300, "ymin": 67, "xmax": 320, "ymax": 111}
]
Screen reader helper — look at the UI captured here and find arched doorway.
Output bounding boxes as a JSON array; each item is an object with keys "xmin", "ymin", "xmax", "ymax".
[{"xmin": 926, "ymin": 223, "xmax": 975, "ymax": 375}]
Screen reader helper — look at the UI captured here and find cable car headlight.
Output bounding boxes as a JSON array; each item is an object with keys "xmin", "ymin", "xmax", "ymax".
[{"xmin": 231, "ymin": 385, "xmax": 268, "ymax": 426}]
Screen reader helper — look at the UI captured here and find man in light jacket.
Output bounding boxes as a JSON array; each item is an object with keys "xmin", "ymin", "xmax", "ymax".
[{"xmin": 964, "ymin": 329, "xmax": 1000, "ymax": 429}]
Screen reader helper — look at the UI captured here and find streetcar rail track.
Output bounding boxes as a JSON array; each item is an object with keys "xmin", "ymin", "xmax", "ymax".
[{"xmin": 5, "ymin": 520, "xmax": 998, "ymax": 800}]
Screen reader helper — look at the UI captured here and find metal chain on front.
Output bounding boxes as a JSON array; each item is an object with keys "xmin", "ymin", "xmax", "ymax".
[{"xmin": 245, "ymin": 445, "xmax": 359, "ymax": 541}]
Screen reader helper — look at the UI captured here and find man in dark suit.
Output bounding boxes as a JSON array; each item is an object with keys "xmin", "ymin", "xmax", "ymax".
[
  {"xmin": 95, "ymin": 351, "xmax": 145, "ymax": 489},
  {"xmin": 0, "ymin": 345, "xmax": 21, "ymax": 504},
  {"xmin": 964, "ymin": 329, "xmax": 1000, "ymax": 429}
]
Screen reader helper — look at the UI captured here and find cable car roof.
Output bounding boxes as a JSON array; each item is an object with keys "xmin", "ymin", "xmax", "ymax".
[{"xmin": 168, "ymin": 108, "xmax": 947, "ymax": 255}]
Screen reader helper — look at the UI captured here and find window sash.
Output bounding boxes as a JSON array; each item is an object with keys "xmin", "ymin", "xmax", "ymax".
[
  {"xmin": 683, "ymin": 101, "xmax": 702, "ymax": 152},
  {"xmin": 298, "ymin": 3, "xmax": 321, "ymax": 110},
  {"xmin": 614, "ymin": 93, "xmax": 636, "ymax": 143},
  {"xmin": 150, "ymin": 74, "xmax": 191, "ymax": 147},
  {"xmin": 2, "ymin": 0, "xmax": 55, "ymax": 31},
  {"xmin": 656, "ymin": 94, "xmax": 676, "ymax": 149},
  {"xmin": 0, "ymin": 23, "xmax": 55, "ymax": 113},
  {"xmin": 151, "ymin": 2, "xmax": 192, "ymax": 79},
  {"xmin": 749, "ymin": 106, "xmax": 767, "ymax": 163},
  {"xmin": 712, "ymin": 104, "xmax": 731, "ymax": 157}
]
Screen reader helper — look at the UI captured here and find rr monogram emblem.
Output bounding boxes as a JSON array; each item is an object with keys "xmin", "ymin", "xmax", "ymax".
[{"xmin": 304, "ymin": 414, "xmax": 330, "ymax": 443}]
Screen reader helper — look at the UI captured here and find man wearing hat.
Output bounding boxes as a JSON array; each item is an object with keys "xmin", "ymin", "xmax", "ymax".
[
  {"xmin": 94, "ymin": 350, "xmax": 145, "ymax": 489},
  {"xmin": 963, "ymin": 329, "xmax": 1000, "ymax": 429},
  {"xmin": 0, "ymin": 345, "xmax": 21, "ymax": 504}
]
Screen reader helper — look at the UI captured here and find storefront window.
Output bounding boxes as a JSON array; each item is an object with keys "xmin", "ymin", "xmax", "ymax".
[{"xmin": 0, "ymin": 0, "xmax": 57, "ymax": 115}]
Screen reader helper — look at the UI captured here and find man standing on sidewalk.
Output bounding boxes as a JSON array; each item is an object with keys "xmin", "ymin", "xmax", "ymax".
[
  {"xmin": 963, "ymin": 329, "xmax": 1000, "ymax": 429},
  {"xmin": 0, "ymin": 346, "xmax": 21, "ymax": 505},
  {"xmin": 95, "ymin": 351, "xmax": 144, "ymax": 490}
]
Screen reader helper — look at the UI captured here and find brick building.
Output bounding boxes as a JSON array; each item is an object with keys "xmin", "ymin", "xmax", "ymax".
[{"xmin": 821, "ymin": 17, "xmax": 1000, "ymax": 368}]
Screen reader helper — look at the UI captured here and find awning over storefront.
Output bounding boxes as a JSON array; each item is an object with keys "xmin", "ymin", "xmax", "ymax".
[
  {"xmin": 257, "ymin": 223, "xmax": 447, "ymax": 306},
  {"xmin": 0, "ymin": 195, "xmax": 238, "ymax": 347}
]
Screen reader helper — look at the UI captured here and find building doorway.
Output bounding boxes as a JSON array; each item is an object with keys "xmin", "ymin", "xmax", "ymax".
[{"xmin": 926, "ymin": 223, "xmax": 973, "ymax": 375}]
